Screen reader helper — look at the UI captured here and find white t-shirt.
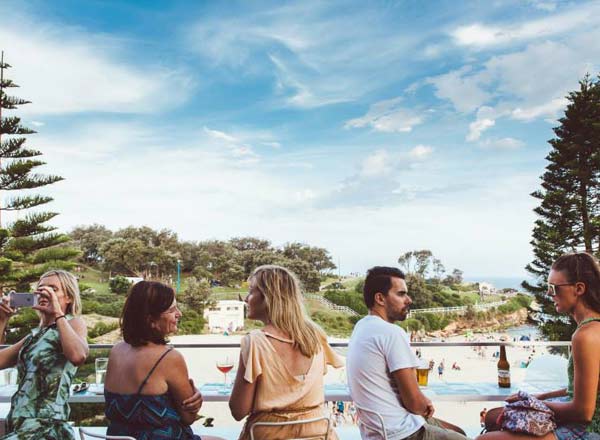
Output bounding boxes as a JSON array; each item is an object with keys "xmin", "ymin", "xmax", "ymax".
[{"xmin": 347, "ymin": 315, "xmax": 425, "ymax": 439}]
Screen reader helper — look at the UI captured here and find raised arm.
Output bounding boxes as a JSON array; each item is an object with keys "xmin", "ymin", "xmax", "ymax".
[
  {"xmin": 0, "ymin": 296, "xmax": 26, "ymax": 369},
  {"xmin": 545, "ymin": 326, "xmax": 600, "ymax": 424},
  {"xmin": 33, "ymin": 286, "xmax": 88, "ymax": 366},
  {"xmin": 56, "ymin": 316, "xmax": 89, "ymax": 366}
]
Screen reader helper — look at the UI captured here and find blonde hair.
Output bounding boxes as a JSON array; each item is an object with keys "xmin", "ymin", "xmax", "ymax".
[
  {"xmin": 250, "ymin": 265, "xmax": 326, "ymax": 358},
  {"xmin": 38, "ymin": 270, "xmax": 82, "ymax": 316}
]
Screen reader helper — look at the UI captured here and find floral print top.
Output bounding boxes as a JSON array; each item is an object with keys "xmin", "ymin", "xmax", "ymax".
[{"xmin": 7, "ymin": 316, "xmax": 78, "ymax": 422}]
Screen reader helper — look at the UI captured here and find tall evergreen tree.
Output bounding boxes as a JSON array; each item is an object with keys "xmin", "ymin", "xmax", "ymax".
[
  {"xmin": 524, "ymin": 74, "xmax": 600, "ymax": 340},
  {"xmin": 0, "ymin": 52, "xmax": 78, "ymax": 290}
]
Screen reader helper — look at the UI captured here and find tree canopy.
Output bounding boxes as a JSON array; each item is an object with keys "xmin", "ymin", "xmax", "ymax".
[
  {"xmin": 69, "ymin": 225, "xmax": 336, "ymax": 292},
  {"xmin": 524, "ymin": 74, "xmax": 600, "ymax": 340},
  {"xmin": 0, "ymin": 52, "xmax": 77, "ymax": 290}
]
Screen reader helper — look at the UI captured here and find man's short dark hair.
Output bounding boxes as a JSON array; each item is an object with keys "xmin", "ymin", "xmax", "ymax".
[
  {"xmin": 121, "ymin": 281, "xmax": 175, "ymax": 347},
  {"xmin": 363, "ymin": 266, "xmax": 405, "ymax": 309}
]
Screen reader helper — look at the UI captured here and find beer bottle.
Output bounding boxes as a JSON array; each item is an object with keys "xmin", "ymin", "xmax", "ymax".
[{"xmin": 497, "ymin": 345, "xmax": 511, "ymax": 388}]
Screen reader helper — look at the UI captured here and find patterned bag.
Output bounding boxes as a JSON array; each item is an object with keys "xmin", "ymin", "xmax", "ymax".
[{"xmin": 498, "ymin": 391, "xmax": 557, "ymax": 436}]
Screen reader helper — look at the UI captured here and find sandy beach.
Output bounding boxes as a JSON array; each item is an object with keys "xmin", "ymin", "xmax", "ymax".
[{"xmin": 172, "ymin": 327, "xmax": 560, "ymax": 437}]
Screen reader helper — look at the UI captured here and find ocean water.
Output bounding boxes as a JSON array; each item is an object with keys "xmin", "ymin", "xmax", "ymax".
[
  {"xmin": 464, "ymin": 276, "xmax": 535, "ymax": 291},
  {"xmin": 505, "ymin": 323, "xmax": 543, "ymax": 340}
]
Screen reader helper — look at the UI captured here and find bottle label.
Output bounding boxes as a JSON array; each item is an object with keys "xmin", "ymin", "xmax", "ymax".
[{"xmin": 498, "ymin": 369, "xmax": 511, "ymax": 386}]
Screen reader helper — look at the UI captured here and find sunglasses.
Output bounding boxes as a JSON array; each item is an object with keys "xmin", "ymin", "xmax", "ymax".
[
  {"xmin": 547, "ymin": 283, "xmax": 576, "ymax": 297},
  {"xmin": 72, "ymin": 382, "xmax": 89, "ymax": 394}
]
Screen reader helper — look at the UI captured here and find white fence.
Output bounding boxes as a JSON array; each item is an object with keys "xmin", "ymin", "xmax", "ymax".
[
  {"xmin": 304, "ymin": 295, "xmax": 507, "ymax": 319},
  {"xmin": 407, "ymin": 300, "xmax": 508, "ymax": 318},
  {"xmin": 304, "ymin": 293, "xmax": 360, "ymax": 316}
]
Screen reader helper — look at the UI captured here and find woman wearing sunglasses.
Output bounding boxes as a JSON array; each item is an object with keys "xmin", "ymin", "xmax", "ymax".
[
  {"xmin": 0, "ymin": 270, "xmax": 88, "ymax": 440},
  {"xmin": 229, "ymin": 265, "xmax": 343, "ymax": 440},
  {"xmin": 478, "ymin": 252, "xmax": 600, "ymax": 440}
]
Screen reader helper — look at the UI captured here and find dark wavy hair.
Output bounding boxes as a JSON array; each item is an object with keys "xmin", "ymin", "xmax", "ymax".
[
  {"xmin": 121, "ymin": 281, "xmax": 175, "ymax": 347},
  {"xmin": 552, "ymin": 252, "xmax": 600, "ymax": 313},
  {"xmin": 363, "ymin": 266, "xmax": 406, "ymax": 309}
]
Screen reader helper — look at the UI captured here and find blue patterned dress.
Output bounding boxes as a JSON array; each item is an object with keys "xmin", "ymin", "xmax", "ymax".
[
  {"xmin": 104, "ymin": 347, "xmax": 201, "ymax": 440},
  {"xmin": 2, "ymin": 318, "xmax": 78, "ymax": 440}
]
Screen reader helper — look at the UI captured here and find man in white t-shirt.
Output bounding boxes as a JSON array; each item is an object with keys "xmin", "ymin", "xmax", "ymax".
[{"xmin": 347, "ymin": 266, "xmax": 467, "ymax": 440}]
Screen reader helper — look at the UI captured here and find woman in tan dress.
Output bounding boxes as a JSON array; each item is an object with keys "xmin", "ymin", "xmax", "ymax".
[{"xmin": 230, "ymin": 265, "xmax": 343, "ymax": 440}]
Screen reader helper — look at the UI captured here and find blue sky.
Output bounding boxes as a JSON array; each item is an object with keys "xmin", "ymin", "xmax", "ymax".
[{"xmin": 1, "ymin": 0, "xmax": 598, "ymax": 280}]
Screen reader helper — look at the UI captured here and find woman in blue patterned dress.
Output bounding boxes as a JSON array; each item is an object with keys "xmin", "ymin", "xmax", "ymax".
[
  {"xmin": 104, "ymin": 281, "xmax": 224, "ymax": 440},
  {"xmin": 478, "ymin": 252, "xmax": 600, "ymax": 440},
  {"xmin": 0, "ymin": 270, "xmax": 89, "ymax": 440}
]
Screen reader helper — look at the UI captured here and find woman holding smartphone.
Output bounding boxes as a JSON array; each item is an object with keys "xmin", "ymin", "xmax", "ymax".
[{"xmin": 0, "ymin": 270, "xmax": 88, "ymax": 440}]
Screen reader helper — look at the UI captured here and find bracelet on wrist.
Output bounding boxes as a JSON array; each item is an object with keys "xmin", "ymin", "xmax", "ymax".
[{"xmin": 55, "ymin": 315, "xmax": 66, "ymax": 323}]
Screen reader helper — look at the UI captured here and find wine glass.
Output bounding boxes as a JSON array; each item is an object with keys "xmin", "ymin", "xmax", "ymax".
[{"xmin": 216, "ymin": 356, "xmax": 234, "ymax": 394}]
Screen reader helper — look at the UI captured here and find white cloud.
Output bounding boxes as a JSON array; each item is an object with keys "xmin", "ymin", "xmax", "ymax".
[
  {"xmin": 185, "ymin": 3, "xmax": 430, "ymax": 108},
  {"xmin": 511, "ymin": 97, "xmax": 569, "ymax": 121},
  {"xmin": 268, "ymin": 54, "xmax": 351, "ymax": 108},
  {"xmin": 409, "ymin": 145, "xmax": 433, "ymax": 160},
  {"xmin": 467, "ymin": 118, "xmax": 495, "ymax": 142},
  {"xmin": 261, "ymin": 141, "xmax": 282, "ymax": 149},
  {"xmin": 345, "ymin": 97, "xmax": 424, "ymax": 133},
  {"xmin": 428, "ymin": 28, "xmax": 600, "ymax": 122},
  {"xmin": 480, "ymin": 137, "xmax": 525, "ymax": 150},
  {"xmin": 360, "ymin": 150, "xmax": 392, "ymax": 178},
  {"xmin": 452, "ymin": 24, "xmax": 501, "ymax": 47},
  {"xmin": 467, "ymin": 106, "xmax": 497, "ymax": 141},
  {"xmin": 24, "ymin": 122, "xmax": 309, "ymax": 239},
  {"xmin": 203, "ymin": 127, "xmax": 239, "ymax": 143},
  {"xmin": 529, "ymin": 1, "xmax": 558, "ymax": 12},
  {"xmin": 0, "ymin": 14, "xmax": 194, "ymax": 115},
  {"xmin": 452, "ymin": 3, "xmax": 599, "ymax": 47},
  {"xmin": 426, "ymin": 67, "xmax": 492, "ymax": 113},
  {"xmin": 201, "ymin": 125, "xmax": 284, "ymax": 161}
]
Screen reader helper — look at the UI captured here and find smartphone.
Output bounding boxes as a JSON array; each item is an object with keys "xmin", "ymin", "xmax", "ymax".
[{"xmin": 9, "ymin": 292, "xmax": 38, "ymax": 308}]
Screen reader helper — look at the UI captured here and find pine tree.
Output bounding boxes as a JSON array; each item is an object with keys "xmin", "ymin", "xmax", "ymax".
[
  {"xmin": 524, "ymin": 74, "xmax": 600, "ymax": 340},
  {"xmin": 0, "ymin": 51, "xmax": 78, "ymax": 291}
]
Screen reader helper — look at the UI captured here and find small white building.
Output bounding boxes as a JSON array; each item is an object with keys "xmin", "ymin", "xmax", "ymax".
[
  {"xmin": 479, "ymin": 282, "xmax": 496, "ymax": 296},
  {"xmin": 203, "ymin": 300, "xmax": 245, "ymax": 333},
  {"xmin": 124, "ymin": 277, "xmax": 144, "ymax": 285}
]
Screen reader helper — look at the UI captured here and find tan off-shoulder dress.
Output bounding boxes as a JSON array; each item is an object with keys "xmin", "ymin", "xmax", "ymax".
[{"xmin": 238, "ymin": 329, "xmax": 343, "ymax": 440}]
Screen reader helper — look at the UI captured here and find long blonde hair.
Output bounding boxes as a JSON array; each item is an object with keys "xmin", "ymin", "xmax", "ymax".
[
  {"xmin": 250, "ymin": 265, "xmax": 326, "ymax": 358},
  {"xmin": 38, "ymin": 270, "xmax": 82, "ymax": 316}
]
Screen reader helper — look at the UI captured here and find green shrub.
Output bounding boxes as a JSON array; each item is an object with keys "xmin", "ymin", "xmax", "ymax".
[
  {"xmin": 399, "ymin": 318, "xmax": 423, "ymax": 332},
  {"xmin": 78, "ymin": 282, "xmax": 93, "ymax": 292},
  {"xmin": 5, "ymin": 308, "xmax": 39, "ymax": 343},
  {"xmin": 88, "ymin": 321, "xmax": 119, "ymax": 339},
  {"xmin": 82, "ymin": 299, "xmax": 124, "ymax": 317},
  {"xmin": 109, "ymin": 275, "xmax": 132, "ymax": 294},
  {"xmin": 309, "ymin": 310, "xmax": 354, "ymax": 336},
  {"xmin": 512, "ymin": 294, "xmax": 533, "ymax": 308},
  {"xmin": 177, "ymin": 309, "xmax": 206, "ymax": 335},
  {"xmin": 323, "ymin": 290, "xmax": 368, "ymax": 315}
]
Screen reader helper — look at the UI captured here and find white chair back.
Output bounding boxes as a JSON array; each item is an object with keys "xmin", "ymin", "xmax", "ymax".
[
  {"xmin": 355, "ymin": 404, "xmax": 388, "ymax": 440},
  {"xmin": 249, "ymin": 415, "xmax": 331, "ymax": 440},
  {"xmin": 79, "ymin": 427, "xmax": 136, "ymax": 440}
]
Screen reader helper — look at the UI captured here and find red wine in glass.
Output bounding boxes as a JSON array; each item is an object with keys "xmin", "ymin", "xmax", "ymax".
[
  {"xmin": 217, "ymin": 364, "xmax": 234, "ymax": 374},
  {"xmin": 216, "ymin": 358, "xmax": 234, "ymax": 393}
]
